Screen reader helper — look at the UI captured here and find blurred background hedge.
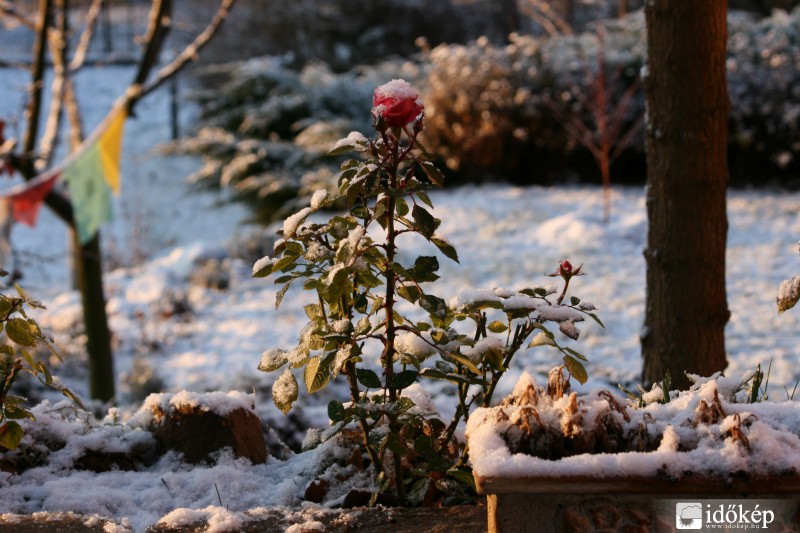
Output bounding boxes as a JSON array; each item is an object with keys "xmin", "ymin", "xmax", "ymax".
[{"xmin": 166, "ymin": 0, "xmax": 800, "ymax": 223}]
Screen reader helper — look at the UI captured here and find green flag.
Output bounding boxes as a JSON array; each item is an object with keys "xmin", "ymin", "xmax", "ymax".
[{"xmin": 63, "ymin": 142, "xmax": 113, "ymax": 244}]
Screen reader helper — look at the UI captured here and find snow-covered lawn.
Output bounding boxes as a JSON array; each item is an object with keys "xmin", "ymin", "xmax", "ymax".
[{"xmin": 2, "ymin": 64, "xmax": 800, "ymax": 531}]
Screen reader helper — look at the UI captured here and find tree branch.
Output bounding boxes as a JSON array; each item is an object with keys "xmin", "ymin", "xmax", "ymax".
[{"xmin": 137, "ymin": 0, "xmax": 236, "ymax": 101}]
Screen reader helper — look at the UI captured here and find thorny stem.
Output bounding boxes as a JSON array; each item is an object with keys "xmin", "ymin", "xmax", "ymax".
[
  {"xmin": 556, "ymin": 277, "xmax": 572, "ymax": 305},
  {"xmin": 483, "ymin": 321, "xmax": 536, "ymax": 407},
  {"xmin": 345, "ymin": 361, "xmax": 383, "ymax": 477}
]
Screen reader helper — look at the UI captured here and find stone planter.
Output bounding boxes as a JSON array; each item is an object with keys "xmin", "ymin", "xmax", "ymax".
[
  {"xmin": 475, "ymin": 473, "xmax": 800, "ymax": 532},
  {"xmin": 466, "ymin": 372, "xmax": 800, "ymax": 533}
]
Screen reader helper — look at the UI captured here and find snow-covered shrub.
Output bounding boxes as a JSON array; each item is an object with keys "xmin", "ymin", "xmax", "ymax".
[
  {"xmin": 253, "ymin": 80, "xmax": 601, "ymax": 504},
  {"xmin": 423, "ymin": 7, "xmax": 800, "ymax": 183},
  {"xmin": 170, "ymin": 59, "xmax": 419, "ymax": 223},
  {"xmin": 727, "ymin": 7, "xmax": 800, "ymax": 178},
  {"xmin": 0, "ymin": 273, "xmax": 81, "ymax": 451}
]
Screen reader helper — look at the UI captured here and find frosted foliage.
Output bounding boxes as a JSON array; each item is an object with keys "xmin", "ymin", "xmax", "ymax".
[
  {"xmin": 310, "ymin": 189, "xmax": 329, "ymax": 209},
  {"xmin": 330, "ymin": 131, "xmax": 368, "ymax": 152},
  {"xmin": 777, "ymin": 276, "xmax": 800, "ymax": 313},
  {"xmin": 283, "ymin": 207, "xmax": 313, "ymax": 239},
  {"xmin": 258, "ymin": 348, "xmax": 288, "ymax": 372},
  {"xmin": 273, "ymin": 369, "xmax": 299, "ymax": 413},
  {"xmin": 305, "ymin": 241, "xmax": 332, "ymax": 261},
  {"xmin": 450, "ymin": 289, "xmax": 501, "ymax": 311},
  {"xmin": 331, "ymin": 319, "xmax": 351, "ymax": 334},
  {"xmin": 394, "ymin": 331, "xmax": 435, "ymax": 358},
  {"xmin": 252, "ymin": 255, "xmax": 274, "ymax": 275},
  {"xmin": 538, "ymin": 305, "xmax": 584, "ymax": 322},
  {"xmin": 463, "ymin": 337, "xmax": 503, "ymax": 364}
]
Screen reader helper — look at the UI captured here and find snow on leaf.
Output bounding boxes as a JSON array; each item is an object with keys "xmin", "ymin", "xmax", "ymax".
[
  {"xmin": 272, "ymin": 368, "xmax": 298, "ymax": 415},
  {"xmin": 310, "ymin": 189, "xmax": 329, "ymax": 210},
  {"xmin": 777, "ymin": 276, "xmax": 800, "ymax": 313},
  {"xmin": 258, "ymin": 348, "xmax": 288, "ymax": 372},
  {"xmin": 559, "ymin": 320, "xmax": 580, "ymax": 340},
  {"xmin": 283, "ymin": 207, "xmax": 313, "ymax": 239}
]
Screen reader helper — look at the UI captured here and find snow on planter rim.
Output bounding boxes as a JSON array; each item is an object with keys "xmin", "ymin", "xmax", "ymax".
[{"xmin": 466, "ymin": 372, "xmax": 800, "ymax": 488}]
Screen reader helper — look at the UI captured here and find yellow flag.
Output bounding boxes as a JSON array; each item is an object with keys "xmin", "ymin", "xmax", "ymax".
[{"xmin": 98, "ymin": 105, "xmax": 126, "ymax": 195}]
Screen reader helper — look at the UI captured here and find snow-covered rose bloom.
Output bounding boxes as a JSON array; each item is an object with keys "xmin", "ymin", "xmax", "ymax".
[{"xmin": 372, "ymin": 79, "xmax": 424, "ymax": 128}]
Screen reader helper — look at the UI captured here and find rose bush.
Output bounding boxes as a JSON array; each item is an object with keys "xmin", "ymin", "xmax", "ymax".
[{"xmin": 255, "ymin": 79, "xmax": 601, "ymax": 505}]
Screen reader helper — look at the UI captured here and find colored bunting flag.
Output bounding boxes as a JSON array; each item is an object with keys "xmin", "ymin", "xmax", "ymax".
[
  {"xmin": 62, "ymin": 105, "xmax": 127, "ymax": 243},
  {"xmin": 63, "ymin": 143, "xmax": 114, "ymax": 244},
  {"xmin": 0, "ymin": 103, "xmax": 127, "ymax": 243},
  {"xmin": 99, "ymin": 105, "xmax": 126, "ymax": 195},
  {"xmin": 10, "ymin": 172, "xmax": 58, "ymax": 226}
]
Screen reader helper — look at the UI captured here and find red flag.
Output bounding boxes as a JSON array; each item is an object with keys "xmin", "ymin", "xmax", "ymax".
[{"xmin": 10, "ymin": 173, "xmax": 58, "ymax": 226}]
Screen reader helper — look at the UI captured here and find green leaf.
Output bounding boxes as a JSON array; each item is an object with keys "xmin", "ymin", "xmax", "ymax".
[
  {"xmin": 275, "ymin": 283, "xmax": 291, "ymax": 309},
  {"xmin": 304, "ymin": 356, "xmax": 331, "ymax": 394},
  {"xmin": 328, "ymin": 400, "xmax": 346, "ymax": 423},
  {"xmin": 326, "ymin": 266, "xmax": 352, "ymax": 303},
  {"xmin": 0, "ymin": 421, "xmax": 23, "ymax": 450},
  {"xmin": 564, "ymin": 347, "xmax": 589, "ymax": 362},
  {"xmin": 564, "ymin": 354, "xmax": 588, "ymax": 384},
  {"xmin": 431, "ymin": 236, "xmax": 459, "ymax": 263},
  {"xmin": 411, "ymin": 205, "xmax": 440, "ymax": 240},
  {"xmin": 304, "ymin": 304, "xmax": 323, "ymax": 321},
  {"xmin": 395, "ymin": 197, "xmax": 410, "ymax": 218},
  {"xmin": 392, "ymin": 396, "xmax": 415, "ymax": 414},
  {"xmin": 431, "ymin": 329, "xmax": 449, "ymax": 345},
  {"xmin": 4, "ymin": 404, "xmax": 34, "ymax": 421},
  {"xmin": 355, "ymin": 317, "xmax": 372, "ymax": 336},
  {"xmin": 528, "ymin": 330, "xmax": 555, "ymax": 348},
  {"xmin": 407, "ymin": 478, "xmax": 431, "ymax": 506},
  {"xmin": 389, "ymin": 370, "xmax": 419, "ymax": 390},
  {"xmin": 420, "ymin": 161, "xmax": 444, "ymax": 187},
  {"xmin": 419, "ymin": 368, "xmax": 467, "ymax": 385},
  {"xmin": 419, "ymin": 294, "xmax": 448, "ymax": 323},
  {"xmin": 447, "ymin": 352, "xmax": 481, "ymax": 374},
  {"xmin": 585, "ymin": 312, "xmax": 605, "ymax": 328},
  {"xmin": 417, "ymin": 190, "xmax": 433, "ymax": 208},
  {"xmin": 487, "ymin": 320, "xmax": 508, "ymax": 333},
  {"xmin": 447, "ymin": 468, "xmax": 476, "ymax": 491},
  {"xmin": 272, "ymin": 254, "xmax": 298, "ymax": 274},
  {"xmin": 570, "ymin": 296, "xmax": 581, "ymax": 306},
  {"xmin": 414, "ymin": 434, "xmax": 434, "ymax": 455},
  {"xmin": 397, "ymin": 284, "xmax": 423, "ymax": 304},
  {"xmin": 0, "ymin": 298, "xmax": 13, "ymax": 318},
  {"xmin": 412, "ymin": 256, "xmax": 440, "ymax": 283},
  {"xmin": 357, "ymin": 368, "xmax": 382, "ymax": 389},
  {"xmin": 5, "ymin": 318, "xmax": 37, "ymax": 347},
  {"xmin": 327, "ymin": 143, "xmax": 356, "ymax": 156},
  {"xmin": 384, "ymin": 431, "xmax": 408, "ymax": 457}
]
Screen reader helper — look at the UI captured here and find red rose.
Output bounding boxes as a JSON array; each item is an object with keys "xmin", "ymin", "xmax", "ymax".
[
  {"xmin": 372, "ymin": 79, "xmax": 424, "ymax": 129},
  {"xmin": 559, "ymin": 260, "xmax": 573, "ymax": 276}
]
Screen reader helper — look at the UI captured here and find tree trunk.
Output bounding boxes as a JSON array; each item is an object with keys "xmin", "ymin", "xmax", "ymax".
[
  {"xmin": 74, "ymin": 232, "xmax": 115, "ymax": 401},
  {"xmin": 641, "ymin": 0, "xmax": 730, "ymax": 389}
]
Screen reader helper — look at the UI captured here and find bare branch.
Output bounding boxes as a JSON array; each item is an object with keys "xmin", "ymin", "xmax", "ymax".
[
  {"xmin": 137, "ymin": 0, "xmax": 236, "ymax": 100},
  {"xmin": 69, "ymin": 0, "xmax": 104, "ymax": 72},
  {"xmin": 0, "ymin": 0, "xmax": 35, "ymax": 29},
  {"xmin": 127, "ymin": 0, "xmax": 173, "ymax": 114},
  {"xmin": 39, "ymin": 0, "xmax": 69, "ymax": 169}
]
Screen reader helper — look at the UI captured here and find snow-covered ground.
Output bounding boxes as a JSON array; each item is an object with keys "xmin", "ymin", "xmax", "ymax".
[{"xmin": 2, "ymin": 63, "xmax": 800, "ymax": 531}]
